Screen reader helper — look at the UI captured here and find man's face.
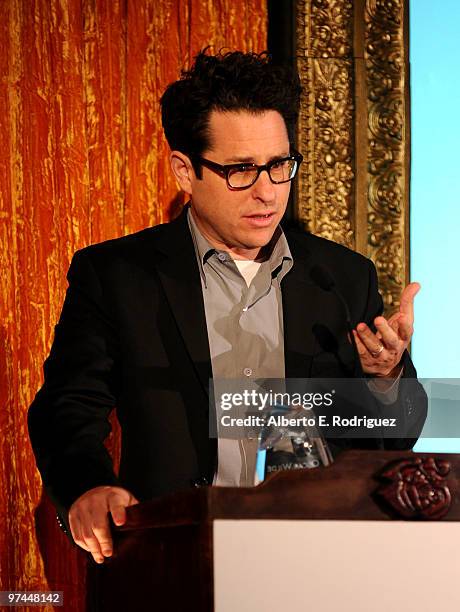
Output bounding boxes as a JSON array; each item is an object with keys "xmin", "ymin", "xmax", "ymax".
[{"xmin": 187, "ymin": 109, "xmax": 292, "ymax": 260}]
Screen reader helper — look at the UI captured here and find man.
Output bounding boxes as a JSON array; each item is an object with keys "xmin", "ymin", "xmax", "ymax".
[{"xmin": 28, "ymin": 50, "xmax": 426, "ymax": 566}]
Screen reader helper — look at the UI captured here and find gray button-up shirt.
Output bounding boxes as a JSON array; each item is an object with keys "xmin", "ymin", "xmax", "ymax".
[{"xmin": 187, "ymin": 208, "xmax": 293, "ymax": 486}]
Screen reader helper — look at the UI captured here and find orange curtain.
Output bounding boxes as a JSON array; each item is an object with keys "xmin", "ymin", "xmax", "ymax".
[{"xmin": 0, "ymin": 1, "xmax": 267, "ymax": 609}]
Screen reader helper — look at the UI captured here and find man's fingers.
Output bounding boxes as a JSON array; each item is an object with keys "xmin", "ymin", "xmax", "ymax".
[
  {"xmin": 71, "ymin": 511, "xmax": 111, "ymax": 563},
  {"xmin": 374, "ymin": 317, "xmax": 400, "ymax": 350},
  {"xmin": 109, "ymin": 502, "xmax": 127, "ymax": 526},
  {"xmin": 108, "ymin": 491, "xmax": 139, "ymax": 526},
  {"xmin": 91, "ymin": 513, "xmax": 114, "ymax": 557},
  {"xmin": 68, "ymin": 486, "xmax": 139, "ymax": 563},
  {"xmin": 353, "ymin": 330, "xmax": 368, "ymax": 357},
  {"xmin": 355, "ymin": 323, "xmax": 386, "ymax": 355},
  {"xmin": 386, "ymin": 312, "xmax": 401, "ymax": 333},
  {"xmin": 397, "ymin": 314, "xmax": 414, "ymax": 342},
  {"xmin": 69, "ymin": 513, "xmax": 91, "ymax": 553},
  {"xmin": 82, "ymin": 533, "xmax": 105, "ymax": 564},
  {"xmin": 399, "ymin": 282, "xmax": 420, "ymax": 321},
  {"xmin": 380, "ymin": 311, "xmax": 413, "ymax": 344}
]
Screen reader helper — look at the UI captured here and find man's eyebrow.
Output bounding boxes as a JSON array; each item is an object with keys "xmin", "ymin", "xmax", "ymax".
[{"xmin": 223, "ymin": 153, "xmax": 290, "ymax": 164}]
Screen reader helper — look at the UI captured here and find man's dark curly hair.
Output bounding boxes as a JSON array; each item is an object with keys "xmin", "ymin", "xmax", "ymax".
[{"xmin": 160, "ymin": 49, "xmax": 302, "ymax": 177}]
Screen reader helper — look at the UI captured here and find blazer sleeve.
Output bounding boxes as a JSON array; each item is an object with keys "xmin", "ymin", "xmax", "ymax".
[{"xmin": 28, "ymin": 248, "xmax": 122, "ymax": 537}]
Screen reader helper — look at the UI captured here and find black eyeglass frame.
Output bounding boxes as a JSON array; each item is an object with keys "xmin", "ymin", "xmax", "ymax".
[{"xmin": 193, "ymin": 150, "xmax": 304, "ymax": 190}]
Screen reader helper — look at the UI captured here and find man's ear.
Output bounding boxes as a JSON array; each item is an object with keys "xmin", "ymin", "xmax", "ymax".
[{"xmin": 170, "ymin": 151, "xmax": 195, "ymax": 195}]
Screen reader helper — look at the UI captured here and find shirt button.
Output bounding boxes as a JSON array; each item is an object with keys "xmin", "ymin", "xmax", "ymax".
[
  {"xmin": 217, "ymin": 253, "xmax": 227, "ymax": 262},
  {"xmin": 242, "ymin": 306, "xmax": 248, "ymax": 312},
  {"xmin": 243, "ymin": 368, "xmax": 253, "ymax": 377}
]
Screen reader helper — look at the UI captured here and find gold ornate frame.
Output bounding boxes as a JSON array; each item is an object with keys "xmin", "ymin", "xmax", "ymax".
[{"xmin": 295, "ymin": 0, "xmax": 410, "ymax": 314}]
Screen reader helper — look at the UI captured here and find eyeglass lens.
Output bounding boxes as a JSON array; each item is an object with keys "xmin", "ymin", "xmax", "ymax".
[{"xmin": 227, "ymin": 159, "xmax": 298, "ymax": 188}]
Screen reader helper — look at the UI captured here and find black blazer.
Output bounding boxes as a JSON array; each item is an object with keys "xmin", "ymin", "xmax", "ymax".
[{"xmin": 28, "ymin": 207, "xmax": 427, "ymax": 532}]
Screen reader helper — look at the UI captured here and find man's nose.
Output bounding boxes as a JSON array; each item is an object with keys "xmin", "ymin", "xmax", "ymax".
[{"xmin": 252, "ymin": 169, "xmax": 276, "ymax": 201}]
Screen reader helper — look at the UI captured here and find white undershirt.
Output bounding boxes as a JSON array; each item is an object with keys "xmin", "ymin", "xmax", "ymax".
[{"xmin": 233, "ymin": 258, "xmax": 262, "ymax": 287}]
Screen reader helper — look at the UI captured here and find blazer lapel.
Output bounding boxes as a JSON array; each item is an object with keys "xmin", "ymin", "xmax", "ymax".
[
  {"xmin": 282, "ymin": 248, "xmax": 317, "ymax": 379},
  {"xmin": 154, "ymin": 208, "xmax": 212, "ymax": 399},
  {"xmin": 282, "ymin": 230, "xmax": 352, "ymax": 379}
]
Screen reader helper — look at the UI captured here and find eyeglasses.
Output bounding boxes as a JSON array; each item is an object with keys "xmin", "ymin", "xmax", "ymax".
[{"xmin": 194, "ymin": 151, "xmax": 303, "ymax": 190}]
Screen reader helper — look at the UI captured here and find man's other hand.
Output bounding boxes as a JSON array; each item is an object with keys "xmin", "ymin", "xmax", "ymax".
[{"xmin": 68, "ymin": 486, "xmax": 139, "ymax": 563}]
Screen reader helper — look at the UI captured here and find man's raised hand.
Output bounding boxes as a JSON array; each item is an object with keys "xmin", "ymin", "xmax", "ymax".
[{"xmin": 353, "ymin": 282, "xmax": 420, "ymax": 377}]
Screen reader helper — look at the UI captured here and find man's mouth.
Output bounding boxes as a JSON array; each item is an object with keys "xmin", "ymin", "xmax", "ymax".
[
  {"xmin": 243, "ymin": 212, "xmax": 276, "ymax": 227},
  {"xmin": 246, "ymin": 212, "xmax": 275, "ymax": 219}
]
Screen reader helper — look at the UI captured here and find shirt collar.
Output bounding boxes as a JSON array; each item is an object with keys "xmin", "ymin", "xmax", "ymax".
[
  {"xmin": 265, "ymin": 225, "xmax": 293, "ymax": 276},
  {"xmin": 187, "ymin": 205, "xmax": 293, "ymax": 284},
  {"xmin": 187, "ymin": 207, "xmax": 216, "ymax": 286}
]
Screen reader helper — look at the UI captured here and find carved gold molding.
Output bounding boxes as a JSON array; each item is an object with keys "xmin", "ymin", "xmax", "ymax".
[
  {"xmin": 296, "ymin": 0, "xmax": 355, "ymax": 249},
  {"xmin": 295, "ymin": 0, "xmax": 409, "ymax": 313},
  {"xmin": 365, "ymin": 0, "xmax": 408, "ymax": 310}
]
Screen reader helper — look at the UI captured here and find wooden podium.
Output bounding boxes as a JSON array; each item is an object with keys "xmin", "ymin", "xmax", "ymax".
[{"xmin": 94, "ymin": 450, "xmax": 460, "ymax": 611}]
